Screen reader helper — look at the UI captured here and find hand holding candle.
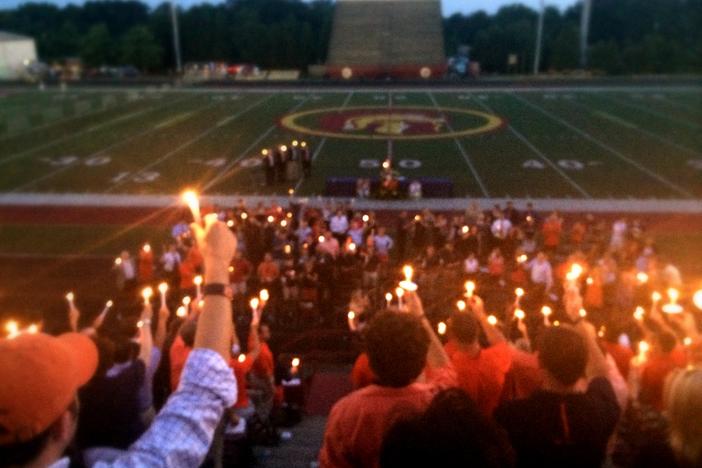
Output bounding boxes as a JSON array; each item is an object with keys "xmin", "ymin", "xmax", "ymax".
[
  {"xmin": 194, "ymin": 275, "xmax": 203, "ymax": 298},
  {"xmin": 541, "ymin": 306, "xmax": 552, "ymax": 326},
  {"xmin": 142, "ymin": 286, "xmax": 153, "ymax": 306},
  {"xmin": 385, "ymin": 292, "xmax": 393, "ymax": 309},
  {"xmin": 158, "ymin": 282, "xmax": 169, "ymax": 308},
  {"xmin": 347, "ymin": 311, "xmax": 357, "ymax": 332},
  {"xmin": 464, "ymin": 281, "xmax": 475, "ymax": 298}
]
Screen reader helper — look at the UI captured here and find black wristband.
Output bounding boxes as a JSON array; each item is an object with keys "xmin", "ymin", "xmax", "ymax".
[{"xmin": 203, "ymin": 283, "xmax": 228, "ymax": 297}]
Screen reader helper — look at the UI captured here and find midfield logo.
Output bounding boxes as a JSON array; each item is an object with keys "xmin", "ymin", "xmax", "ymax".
[{"xmin": 279, "ymin": 107, "xmax": 505, "ymax": 140}]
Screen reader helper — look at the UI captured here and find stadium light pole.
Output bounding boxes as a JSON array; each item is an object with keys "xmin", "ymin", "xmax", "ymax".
[
  {"xmin": 579, "ymin": 0, "xmax": 592, "ymax": 69},
  {"xmin": 170, "ymin": 0, "xmax": 183, "ymax": 74},
  {"xmin": 532, "ymin": 0, "xmax": 545, "ymax": 75}
]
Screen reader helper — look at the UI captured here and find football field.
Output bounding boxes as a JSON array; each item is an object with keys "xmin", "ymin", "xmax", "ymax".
[{"xmin": 1, "ymin": 84, "xmax": 701, "ymax": 202}]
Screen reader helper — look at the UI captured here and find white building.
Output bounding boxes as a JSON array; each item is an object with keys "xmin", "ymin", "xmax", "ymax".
[{"xmin": 0, "ymin": 31, "xmax": 37, "ymax": 80}]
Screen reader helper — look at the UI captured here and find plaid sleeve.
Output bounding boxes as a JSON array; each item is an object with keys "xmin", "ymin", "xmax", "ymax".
[{"xmin": 96, "ymin": 349, "xmax": 237, "ymax": 468}]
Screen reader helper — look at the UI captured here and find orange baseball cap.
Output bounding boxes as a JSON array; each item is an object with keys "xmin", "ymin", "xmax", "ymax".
[{"xmin": 0, "ymin": 332, "xmax": 97, "ymax": 444}]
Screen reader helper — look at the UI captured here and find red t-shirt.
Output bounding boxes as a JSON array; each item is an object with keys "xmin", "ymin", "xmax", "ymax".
[
  {"xmin": 351, "ymin": 353, "xmax": 377, "ymax": 390},
  {"xmin": 229, "ymin": 355, "xmax": 254, "ymax": 409},
  {"xmin": 169, "ymin": 335, "xmax": 191, "ymax": 391},
  {"xmin": 449, "ymin": 342, "xmax": 513, "ymax": 416},
  {"xmin": 229, "ymin": 258, "xmax": 252, "ymax": 284},
  {"xmin": 501, "ymin": 348, "xmax": 542, "ymax": 403},
  {"xmin": 640, "ymin": 346, "xmax": 687, "ymax": 410},
  {"xmin": 320, "ymin": 366, "xmax": 457, "ymax": 468},
  {"xmin": 252, "ymin": 342, "xmax": 274, "ymax": 378},
  {"xmin": 603, "ymin": 342, "xmax": 634, "ymax": 380}
]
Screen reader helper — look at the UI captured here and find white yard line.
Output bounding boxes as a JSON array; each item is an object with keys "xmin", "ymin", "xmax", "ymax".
[
  {"xmin": 471, "ymin": 97, "xmax": 591, "ymax": 198},
  {"xmin": 107, "ymin": 95, "xmax": 272, "ymax": 193},
  {"xmin": 1, "ymin": 192, "xmax": 700, "ymax": 214},
  {"xmin": 577, "ymin": 99, "xmax": 702, "ymax": 158},
  {"xmin": 607, "ymin": 94, "xmax": 702, "ymax": 131},
  {"xmin": 0, "ymin": 96, "xmax": 190, "ymax": 168},
  {"xmin": 428, "ymin": 92, "xmax": 489, "ymax": 197},
  {"xmin": 512, "ymin": 93, "xmax": 694, "ymax": 199},
  {"xmin": 0, "ymin": 92, "xmax": 129, "ymax": 141},
  {"xmin": 202, "ymin": 96, "xmax": 310, "ymax": 191},
  {"xmin": 293, "ymin": 91, "xmax": 354, "ymax": 193},
  {"xmin": 9, "ymin": 97, "xmax": 214, "ymax": 193}
]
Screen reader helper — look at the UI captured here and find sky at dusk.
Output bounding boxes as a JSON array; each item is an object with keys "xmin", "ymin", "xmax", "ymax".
[{"xmin": 0, "ymin": 0, "xmax": 579, "ymax": 14}]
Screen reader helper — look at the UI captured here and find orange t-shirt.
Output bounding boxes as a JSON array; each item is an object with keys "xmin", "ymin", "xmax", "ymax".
[
  {"xmin": 351, "ymin": 353, "xmax": 377, "ymax": 389},
  {"xmin": 449, "ymin": 342, "xmax": 513, "ymax": 416},
  {"xmin": 257, "ymin": 262, "xmax": 280, "ymax": 283},
  {"xmin": 252, "ymin": 342, "xmax": 274, "ymax": 378},
  {"xmin": 230, "ymin": 355, "xmax": 254, "ymax": 409},
  {"xmin": 169, "ymin": 335, "xmax": 191, "ymax": 391},
  {"xmin": 542, "ymin": 220, "xmax": 562, "ymax": 247},
  {"xmin": 319, "ymin": 366, "xmax": 457, "ymax": 468}
]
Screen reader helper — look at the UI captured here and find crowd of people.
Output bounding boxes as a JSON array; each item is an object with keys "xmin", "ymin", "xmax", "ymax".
[{"xmin": 1, "ymin": 197, "xmax": 701, "ymax": 468}]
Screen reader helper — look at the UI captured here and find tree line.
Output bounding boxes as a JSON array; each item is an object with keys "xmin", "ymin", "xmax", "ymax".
[{"xmin": 0, "ymin": 0, "xmax": 699, "ymax": 74}]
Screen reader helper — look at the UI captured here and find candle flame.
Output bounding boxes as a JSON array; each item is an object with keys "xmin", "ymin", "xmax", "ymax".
[
  {"xmin": 348, "ymin": 311, "xmax": 355, "ymax": 320},
  {"xmin": 291, "ymin": 357, "xmax": 300, "ymax": 367},
  {"xmin": 193, "ymin": 275, "xmax": 203, "ymax": 286},
  {"xmin": 259, "ymin": 289, "xmax": 269, "ymax": 302},
  {"xmin": 402, "ymin": 265, "xmax": 413, "ymax": 282},
  {"xmin": 456, "ymin": 300, "xmax": 466, "ymax": 312},
  {"xmin": 437, "ymin": 322, "xmax": 447, "ymax": 335},
  {"xmin": 249, "ymin": 297, "xmax": 260, "ymax": 310},
  {"xmin": 158, "ymin": 282, "xmax": 169, "ymax": 294},
  {"xmin": 515, "ymin": 288, "xmax": 525, "ymax": 298},
  {"xmin": 541, "ymin": 306, "xmax": 552, "ymax": 317},
  {"xmin": 176, "ymin": 306, "xmax": 187, "ymax": 318},
  {"xmin": 514, "ymin": 309, "xmax": 526, "ymax": 321},
  {"xmin": 142, "ymin": 287, "xmax": 153, "ymax": 301},
  {"xmin": 634, "ymin": 306, "xmax": 645, "ymax": 321},
  {"xmin": 487, "ymin": 315, "xmax": 498, "ymax": 326},
  {"xmin": 238, "ymin": 353, "xmax": 246, "ymax": 363},
  {"xmin": 65, "ymin": 292, "xmax": 74, "ymax": 302}
]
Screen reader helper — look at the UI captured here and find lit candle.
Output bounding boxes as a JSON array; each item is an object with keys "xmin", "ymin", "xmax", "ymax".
[
  {"xmin": 456, "ymin": 300, "xmax": 466, "ymax": 312},
  {"xmin": 291, "ymin": 357, "xmax": 301, "ymax": 375},
  {"xmin": 227, "ymin": 220, "xmax": 235, "ymax": 228},
  {"xmin": 651, "ymin": 291, "xmax": 662, "ymax": 304},
  {"xmin": 182, "ymin": 190, "xmax": 201, "ymax": 225},
  {"xmin": 662, "ymin": 288, "xmax": 683, "ymax": 314},
  {"xmin": 288, "ymin": 188, "xmax": 295, "ymax": 196},
  {"xmin": 461, "ymin": 225, "xmax": 469, "ymax": 235},
  {"xmin": 437, "ymin": 322, "xmax": 447, "ymax": 335},
  {"xmin": 4, "ymin": 320, "xmax": 19, "ymax": 338},
  {"xmin": 566, "ymin": 263, "xmax": 583, "ymax": 282},
  {"xmin": 514, "ymin": 287, "xmax": 525, "ymax": 306},
  {"xmin": 267, "ymin": 215, "xmax": 275, "ymax": 224},
  {"xmin": 27, "ymin": 324, "xmax": 39, "ymax": 334},
  {"xmin": 114, "ymin": 257, "xmax": 122, "ymax": 266},
  {"xmin": 182, "ymin": 295, "xmax": 191, "ymax": 314},
  {"xmin": 395, "ymin": 287, "xmax": 405, "ymax": 309},
  {"xmin": 637, "ymin": 340, "xmax": 650, "ymax": 364},
  {"xmin": 280, "ymin": 219, "xmax": 288, "ymax": 228},
  {"xmin": 348, "ymin": 242, "xmax": 357, "ymax": 253},
  {"xmin": 193, "ymin": 275, "xmax": 203, "ymax": 298},
  {"xmin": 636, "ymin": 272, "xmax": 648, "ymax": 284},
  {"xmin": 399, "ymin": 265, "xmax": 417, "ymax": 291},
  {"xmin": 238, "ymin": 353, "xmax": 246, "ymax": 363},
  {"xmin": 362, "ymin": 214, "xmax": 370, "ymax": 223},
  {"xmin": 693, "ymin": 289, "xmax": 702, "ymax": 310},
  {"xmin": 634, "ymin": 306, "xmax": 645, "ymax": 321},
  {"xmin": 517, "ymin": 254, "xmax": 528, "ymax": 264},
  {"xmin": 65, "ymin": 292, "xmax": 75, "ymax": 308},
  {"xmin": 259, "ymin": 289, "xmax": 269, "ymax": 305},
  {"xmin": 318, "ymin": 235, "xmax": 325, "ymax": 243},
  {"xmin": 579, "ymin": 308, "xmax": 587, "ymax": 318},
  {"xmin": 586, "ymin": 277, "xmax": 594, "ymax": 285},
  {"xmin": 464, "ymin": 281, "xmax": 476, "ymax": 298},
  {"xmin": 158, "ymin": 282, "xmax": 169, "ymax": 308},
  {"xmin": 97, "ymin": 299, "xmax": 113, "ymax": 323},
  {"xmin": 142, "ymin": 243, "xmax": 151, "ymax": 254},
  {"xmin": 249, "ymin": 297, "xmax": 260, "ymax": 312},
  {"xmin": 487, "ymin": 315, "xmax": 498, "ymax": 326},
  {"xmin": 142, "ymin": 287, "xmax": 153, "ymax": 306},
  {"xmin": 347, "ymin": 311, "xmax": 357, "ymax": 331},
  {"xmin": 541, "ymin": 306, "xmax": 552, "ymax": 326},
  {"xmin": 176, "ymin": 306, "xmax": 187, "ymax": 318},
  {"xmin": 385, "ymin": 292, "xmax": 393, "ymax": 309},
  {"xmin": 514, "ymin": 308, "xmax": 526, "ymax": 322},
  {"xmin": 241, "ymin": 212, "xmax": 248, "ymax": 220},
  {"xmin": 683, "ymin": 337, "xmax": 692, "ymax": 347}
]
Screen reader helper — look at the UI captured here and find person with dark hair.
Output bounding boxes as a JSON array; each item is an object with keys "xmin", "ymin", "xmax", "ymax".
[
  {"xmin": 319, "ymin": 292, "xmax": 456, "ymax": 468},
  {"xmin": 445, "ymin": 296, "xmax": 512, "ymax": 416},
  {"xmin": 380, "ymin": 388, "xmax": 515, "ymax": 468},
  {"xmin": 494, "ymin": 323, "xmax": 620, "ymax": 468}
]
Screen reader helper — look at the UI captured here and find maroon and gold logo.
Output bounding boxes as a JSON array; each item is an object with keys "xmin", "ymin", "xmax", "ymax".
[{"xmin": 280, "ymin": 106, "xmax": 504, "ymax": 140}]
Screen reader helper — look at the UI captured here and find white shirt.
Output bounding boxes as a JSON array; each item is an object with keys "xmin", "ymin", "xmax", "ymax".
[
  {"xmin": 161, "ymin": 251, "xmax": 181, "ymax": 272},
  {"xmin": 329, "ymin": 215, "xmax": 349, "ymax": 234},
  {"xmin": 373, "ymin": 235, "xmax": 394, "ymax": 254},
  {"xmin": 529, "ymin": 259, "xmax": 553, "ymax": 289},
  {"xmin": 491, "ymin": 218, "xmax": 512, "ymax": 239},
  {"xmin": 120, "ymin": 258, "xmax": 136, "ymax": 280},
  {"xmin": 464, "ymin": 257, "xmax": 480, "ymax": 274}
]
